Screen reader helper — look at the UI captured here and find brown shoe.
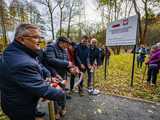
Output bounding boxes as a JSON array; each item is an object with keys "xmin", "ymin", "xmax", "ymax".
[
  {"xmin": 60, "ymin": 107, "xmax": 67, "ymax": 116},
  {"xmin": 79, "ymin": 91, "xmax": 85, "ymax": 97}
]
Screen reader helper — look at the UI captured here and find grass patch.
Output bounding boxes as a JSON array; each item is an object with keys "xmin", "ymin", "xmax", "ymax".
[
  {"xmin": 0, "ymin": 109, "xmax": 8, "ymax": 120},
  {"xmin": 94, "ymin": 53, "xmax": 160, "ymax": 102}
]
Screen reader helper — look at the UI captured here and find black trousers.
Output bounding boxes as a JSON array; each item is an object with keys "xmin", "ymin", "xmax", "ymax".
[
  {"xmin": 137, "ymin": 61, "xmax": 143, "ymax": 68},
  {"xmin": 70, "ymin": 74, "xmax": 75, "ymax": 90}
]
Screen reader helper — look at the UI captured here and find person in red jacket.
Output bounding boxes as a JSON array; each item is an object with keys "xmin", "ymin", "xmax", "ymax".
[{"xmin": 67, "ymin": 42, "xmax": 80, "ymax": 92}]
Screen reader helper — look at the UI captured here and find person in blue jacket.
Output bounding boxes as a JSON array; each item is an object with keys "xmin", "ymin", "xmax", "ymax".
[
  {"xmin": 75, "ymin": 35, "xmax": 90, "ymax": 96},
  {"xmin": 136, "ymin": 44, "xmax": 147, "ymax": 68},
  {"xmin": 0, "ymin": 24, "xmax": 65, "ymax": 120}
]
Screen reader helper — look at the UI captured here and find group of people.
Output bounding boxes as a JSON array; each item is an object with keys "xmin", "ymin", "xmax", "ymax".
[
  {"xmin": 0, "ymin": 23, "xmax": 159, "ymax": 120},
  {"xmin": 0, "ymin": 23, "xmax": 105, "ymax": 120},
  {"xmin": 136, "ymin": 43, "xmax": 160, "ymax": 85}
]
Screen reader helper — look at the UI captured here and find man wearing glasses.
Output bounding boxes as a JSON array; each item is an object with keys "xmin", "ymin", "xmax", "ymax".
[{"xmin": 0, "ymin": 24, "xmax": 65, "ymax": 120}]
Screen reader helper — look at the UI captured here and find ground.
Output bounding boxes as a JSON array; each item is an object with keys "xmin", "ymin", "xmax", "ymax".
[{"xmin": 38, "ymin": 90, "xmax": 160, "ymax": 120}]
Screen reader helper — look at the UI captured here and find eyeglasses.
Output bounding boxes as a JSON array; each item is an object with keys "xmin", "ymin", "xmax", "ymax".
[{"xmin": 22, "ymin": 35, "xmax": 44, "ymax": 40}]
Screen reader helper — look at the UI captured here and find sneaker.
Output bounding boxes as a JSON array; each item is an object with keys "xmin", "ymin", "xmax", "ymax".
[
  {"xmin": 88, "ymin": 89, "xmax": 100, "ymax": 95},
  {"xmin": 91, "ymin": 89, "xmax": 100, "ymax": 95},
  {"xmin": 60, "ymin": 107, "xmax": 67, "ymax": 116},
  {"xmin": 150, "ymin": 83, "xmax": 156, "ymax": 86},
  {"xmin": 88, "ymin": 88, "xmax": 93, "ymax": 93}
]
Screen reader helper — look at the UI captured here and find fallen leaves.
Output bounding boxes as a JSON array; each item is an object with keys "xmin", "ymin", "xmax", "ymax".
[{"xmin": 93, "ymin": 54, "xmax": 160, "ymax": 102}]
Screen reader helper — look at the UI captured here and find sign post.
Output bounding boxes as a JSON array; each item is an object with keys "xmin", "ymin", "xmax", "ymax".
[
  {"xmin": 106, "ymin": 15, "xmax": 138, "ymax": 87},
  {"xmin": 131, "ymin": 45, "xmax": 136, "ymax": 87}
]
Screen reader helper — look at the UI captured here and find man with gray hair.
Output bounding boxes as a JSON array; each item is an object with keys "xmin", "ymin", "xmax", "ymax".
[
  {"xmin": 156, "ymin": 42, "xmax": 160, "ymax": 48},
  {"xmin": 0, "ymin": 23, "xmax": 65, "ymax": 120}
]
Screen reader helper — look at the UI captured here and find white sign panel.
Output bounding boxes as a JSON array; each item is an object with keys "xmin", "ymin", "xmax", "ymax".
[{"xmin": 106, "ymin": 15, "xmax": 138, "ymax": 46}]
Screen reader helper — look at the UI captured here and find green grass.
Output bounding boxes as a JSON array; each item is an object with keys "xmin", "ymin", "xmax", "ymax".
[
  {"xmin": 94, "ymin": 53, "xmax": 160, "ymax": 102},
  {"xmin": 0, "ymin": 109, "xmax": 8, "ymax": 120}
]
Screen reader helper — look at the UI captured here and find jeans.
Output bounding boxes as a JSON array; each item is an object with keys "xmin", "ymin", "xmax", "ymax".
[
  {"xmin": 137, "ymin": 61, "xmax": 143, "ymax": 68},
  {"xmin": 147, "ymin": 64, "xmax": 159, "ymax": 84}
]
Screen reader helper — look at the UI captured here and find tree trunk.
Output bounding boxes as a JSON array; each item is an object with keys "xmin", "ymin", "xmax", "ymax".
[
  {"xmin": 67, "ymin": 7, "xmax": 72, "ymax": 38},
  {"xmin": 0, "ymin": 0, "xmax": 7, "ymax": 46},
  {"xmin": 49, "ymin": 7, "xmax": 54, "ymax": 40},
  {"xmin": 124, "ymin": 0, "xmax": 129, "ymax": 18},
  {"xmin": 59, "ymin": 9, "xmax": 63, "ymax": 36},
  {"xmin": 114, "ymin": 0, "xmax": 117, "ymax": 21},
  {"xmin": 133, "ymin": 0, "xmax": 142, "ymax": 45},
  {"xmin": 128, "ymin": 2, "xmax": 133, "ymax": 17},
  {"xmin": 142, "ymin": 0, "xmax": 148, "ymax": 45},
  {"xmin": 50, "ymin": 13, "xmax": 55, "ymax": 40},
  {"xmin": 67, "ymin": 11, "xmax": 72, "ymax": 37}
]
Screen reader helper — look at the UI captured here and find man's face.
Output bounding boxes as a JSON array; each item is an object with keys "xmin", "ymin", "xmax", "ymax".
[
  {"xmin": 60, "ymin": 42, "xmax": 69, "ymax": 49},
  {"xmin": 91, "ymin": 39, "xmax": 97, "ymax": 47},
  {"xmin": 21, "ymin": 28, "xmax": 42, "ymax": 51},
  {"xmin": 140, "ymin": 44, "xmax": 144, "ymax": 48},
  {"xmin": 81, "ymin": 38, "xmax": 88, "ymax": 46}
]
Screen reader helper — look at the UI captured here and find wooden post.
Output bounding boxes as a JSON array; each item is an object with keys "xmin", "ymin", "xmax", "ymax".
[{"xmin": 48, "ymin": 101, "xmax": 55, "ymax": 120}]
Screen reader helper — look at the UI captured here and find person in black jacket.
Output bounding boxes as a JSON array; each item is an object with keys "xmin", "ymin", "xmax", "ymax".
[
  {"xmin": 87, "ymin": 38, "xmax": 101, "ymax": 90},
  {"xmin": 75, "ymin": 35, "xmax": 90, "ymax": 96},
  {"xmin": 0, "ymin": 24, "xmax": 65, "ymax": 120}
]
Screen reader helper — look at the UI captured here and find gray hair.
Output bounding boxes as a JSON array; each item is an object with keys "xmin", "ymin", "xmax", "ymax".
[
  {"xmin": 14, "ymin": 23, "xmax": 39, "ymax": 39},
  {"xmin": 90, "ymin": 38, "xmax": 97, "ymax": 44},
  {"xmin": 151, "ymin": 44, "xmax": 159, "ymax": 51},
  {"xmin": 156, "ymin": 42, "xmax": 160, "ymax": 48}
]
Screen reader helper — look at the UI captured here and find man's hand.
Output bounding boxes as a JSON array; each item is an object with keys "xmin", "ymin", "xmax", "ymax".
[
  {"xmin": 55, "ymin": 74, "xmax": 63, "ymax": 81},
  {"xmin": 68, "ymin": 61, "xmax": 73, "ymax": 68},
  {"xmin": 80, "ymin": 64, "xmax": 85, "ymax": 70},
  {"xmin": 88, "ymin": 64, "xmax": 92, "ymax": 69},
  {"xmin": 69, "ymin": 67, "xmax": 79, "ymax": 75},
  {"xmin": 93, "ymin": 64, "xmax": 97, "ymax": 69},
  {"xmin": 51, "ymin": 77, "xmax": 59, "ymax": 83}
]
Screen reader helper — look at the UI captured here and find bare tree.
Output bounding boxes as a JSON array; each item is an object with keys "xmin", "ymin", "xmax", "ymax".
[
  {"xmin": 56, "ymin": 0, "xmax": 65, "ymax": 36},
  {"xmin": 64, "ymin": 0, "xmax": 80, "ymax": 37},
  {"xmin": 133, "ymin": 0, "xmax": 147, "ymax": 44},
  {"xmin": 0, "ymin": 0, "xmax": 8, "ymax": 46},
  {"xmin": 36, "ymin": 0, "xmax": 58, "ymax": 40}
]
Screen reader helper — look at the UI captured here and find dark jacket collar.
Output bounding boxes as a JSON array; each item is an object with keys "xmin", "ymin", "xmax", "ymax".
[
  {"xmin": 13, "ymin": 40, "xmax": 38, "ymax": 59},
  {"xmin": 79, "ymin": 43, "xmax": 88, "ymax": 48}
]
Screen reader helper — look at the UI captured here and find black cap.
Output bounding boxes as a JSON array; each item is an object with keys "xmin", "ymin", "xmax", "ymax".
[{"xmin": 57, "ymin": 36, "xmax": 71, "ymax": 44}]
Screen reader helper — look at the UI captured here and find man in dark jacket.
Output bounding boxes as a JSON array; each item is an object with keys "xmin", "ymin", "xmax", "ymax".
[
  {"xmin": 75, "ymin": 35, "xmax": 90, "ymax": 95},
  {"xmin": 44, "ymin": 36, "xmax": 74, "ymax": 79},
  {"xmin": 88, "ymin": 38, "xmax": 101, "ymax": 90},
  {"xmin": 0, "ymin": 24, "xmax": 65, "ymax": 120}
]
